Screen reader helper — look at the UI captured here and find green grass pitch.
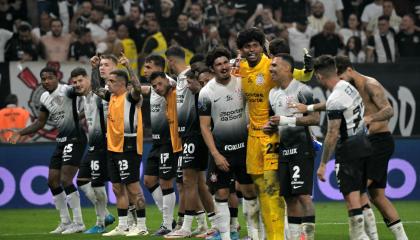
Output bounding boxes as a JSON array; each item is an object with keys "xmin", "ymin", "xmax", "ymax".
[{"xmin": 1, "ymin": 201, "xmax": 419, "ymax": 239}]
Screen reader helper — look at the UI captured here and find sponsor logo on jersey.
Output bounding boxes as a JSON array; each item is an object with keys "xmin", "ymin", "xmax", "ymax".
[
  {"xmin": 256, "ymin": 73, "xmax": 264, "ymax": 85},
  {"xmin": 224, "ymin": 142, "xmax": 245, "ymax": 151},
  {"xmin": 282, "ymin": 148, "xmax": 298, "ymax": 156}
]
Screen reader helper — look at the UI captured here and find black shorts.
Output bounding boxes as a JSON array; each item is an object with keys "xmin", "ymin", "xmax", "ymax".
[
  {"xmin": 367, "ymin": 132, "xmax": 394, "ymax": 189},
  {"xmin": 49, "ymin": 140, "xmax": 86, "ymax": 169},
  {"xmin": 145, "ymin": 143, "xmax": 178, "ymax": 180},
  {"xmin": 278, "ymin": 156, "xmax": 314, "ymax": 197},
  {"xmin": 181, "ymin": 135, "xmax": 208, "ymax": 171},
  {"xmin": 335, "ymin": 134, "xmax": 371, "ymax": 195},
  {"xmin": 79, "ymin": 147, "xmax": 109, "ymax": 185},
  {"xmin": 107, "ymin": 151, "xmax": 141, "ymax": 184},
  {"xmin": 207, "ymin": 149, "xmax": 253, "ymax": 191}
]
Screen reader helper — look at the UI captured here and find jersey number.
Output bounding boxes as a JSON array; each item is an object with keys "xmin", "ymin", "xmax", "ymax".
[
  {"xmin": 118, "ymin": 160, "xmax": 129, "ymax": 171},
  {"xmin": 353, "ymin": 104, "xmax": 362, "ymax": 132},
  {"xmin": 63, "ymin": 143, "xmax": 73, "ymax": 155},
  {"xmin": 266, "ymin": 143, "xmax": 280, "ymax": 154},
  {"xmin": 91, "ymin": 160, "xmax": 100, "ymax": 171},
  {"xmin": 160, "ymin": 153, "xmax": 170, "ymax": 164},
  {"xmin": 292, "ymin": 166, "xmax": 301, "ymax": 179},
  {"xmin": 183, "ymin": 143, "xmax": 196, "ymax": 154}
]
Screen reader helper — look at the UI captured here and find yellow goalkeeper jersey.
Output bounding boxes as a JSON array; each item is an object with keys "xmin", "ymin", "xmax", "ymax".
[{"xmin": 240, "ymin": 53, "xmax": 313, "ymax": 137}]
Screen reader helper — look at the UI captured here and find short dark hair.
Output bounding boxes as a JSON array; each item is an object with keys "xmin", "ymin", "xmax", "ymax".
[
  {"xmin": 76, "ymin": 27, "xmax": 91, "ymax": 37},
  {"xmin": 313, "ymin": 55, "xmax": 336, "ymax": 77},
  {"xmin": 378, "ymin": 15, "xmax": 390, "ymax": 22},
  {"xmin": 5, "ymin": 94, "xmax": 18, "ymax": 105},
  {"xmin": 236, "ymin": 27, "xmax": 266, "ymax": 49},
  {"xmin": 110, "ymin": 69, "xmax": 129, "ymax": 86},
  {"xmin": 40, "ymin": 67, "xmax": 57, "ymax": 78},
  {"xmin": 269, "ymin": 38, "xmax": 290, "ymax": 55},
  {"xmin": 50, "ymin": 18, "xmax": 63, "ymax": 26},
  {"xmin": 205, "ymin": 47, "xmax": 231, "ymax": 67},
  {"xmin": 70, "ymin": 67, "xmax": 88, "ymax": 78},
  {"xmin": 149, "ymin": 71, "xmax": 167, "ymax": 82},
  {"xmin": 187, "ymin": 62, "xmax": 210, "ymax": 80},
  {"xmin": 335, "ymin": 55, "xmax": 353, "ymax": 75},
  {"xmin": 273, "ymin": 53, "xmax": 294, "ymax": 73},
  {"xmin": 189, "ymin": 53, "xmax": 205, "ymax": 65},
  {"xmin": 165, "ymin": 46, "xmax": 185, "ymax": 60},
  {"xmin": 145, "ymin": 54, "xmax": 166, "ymax": 70},
  {"xmin": 100, "ymin": 54, "xmax": 118, "ymax": 65},
  {"xmin": 18, "ymin": 23, "xmax": 31, "ymax": 32}
]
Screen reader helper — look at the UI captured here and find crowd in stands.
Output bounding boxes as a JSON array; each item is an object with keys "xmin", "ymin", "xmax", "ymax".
[{"xmin": 1, "ymin": 0, "xmax": 420, "ymax": 70}]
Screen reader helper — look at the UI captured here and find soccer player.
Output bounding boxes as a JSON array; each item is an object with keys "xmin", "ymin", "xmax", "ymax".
[
  {"xmin": 92, "ymin": 54, "xmax": 148, "ymax": 237},
  {"xmin": 335, "ymin": 56, "xmax": 408, "ymax": 240},
  {"xmin": 10, "ymin": 67, "xmax": 86, "ymax": 234},
  {"xmin": 314, "ymin": 55, "xmax": 371, "ymax": 240},
  {"xmin": 199, "ymin": 47, "xmax": 261, "ymax": 240},
  {"xmin": 164, "ymin": 46, "xmax": 225, "ymax": 239},
  {"xmin": 264, "ymin": 54, "xmax": 319, "ymax": 240},
  {"xmin": 142, "ymin": 55, "xmax": 179, "ymax": 236},
  {"xmin": 71, "ymin": 66, "xmax": 115, "ymax": 233},
  {"xmin": 237, "ymin": 27, "xmax": 285, "ymax": 239}
]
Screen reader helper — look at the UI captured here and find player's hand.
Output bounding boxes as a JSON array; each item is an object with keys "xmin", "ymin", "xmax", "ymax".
[
  {"xmin": 214, "ymin": 153, "xmax": 230, "ymax": 172},
  {"xmin": 289, "ymin": 102, "xmax": 308, "ymax": 113},
  {"xmin": 90, "ymin": 55, "xmax": 100, "ymax": 68},
  {"xmin": 8, "ymin": 131, "xmax": 21, "ymax": 144},
  {"xmin": 317, "ymin": 163, "xmax": 326, "ymax": 182},
  {"xmin": 303, "ymin": 49, "xmax": 313, "ymax": 73},
  {"xmin": 269, "ymin": 116, "xmax": 280, "ymax": 125},
  {"xmin": 119, "ymin": 52, "xmax": 130, "ymax": 68},
  {"xmin": 364, "ymin": 115, "xmax": 373, "ymax": 127},
  {"xmin": 263, "ymin": 121, "xmax": 277, "ymax": 135}
]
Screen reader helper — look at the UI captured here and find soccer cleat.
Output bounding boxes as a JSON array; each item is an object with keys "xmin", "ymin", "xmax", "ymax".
[
  {"xmin": 104, "ymin": 214, "xmax": 116, "ymax": 226},
  {"xmin": 84, "ymin": 225, "xmax": 106, "ymax": 234},
  {"xmin": 126, "ymin": 225, "xmax": 149, "ymax": 236},
  {"xmin": 230, "ymin": 231, "xmax": 240, "ymax": 240},
  {"xmin": 164, "ymin": 229, "xmax": 192, "ymax": 238},
  {"xmin": 154, "ymin": 225, "xmax": 172, "ymax": 236},
  {"xmin": 205, "ymin": 230, "xmax": 222, "ymax": 240},
  {"xmin": 172, "ymin": 219, "xmax": 177, "ymax": 229},
  {"xmin": 49, "ymin": 222, "xmax": 72, "ymax": 234},
  {"xmin": 61, "ymin": 223, "xmax": 86, "ymax": 234},
  {"xmin": 191, "ymin": 225, "xmax": 209, "ymax": 238},
  {"xmin": 102, "ymin": 226, "xmax": 128, "ymax": 236},
  {"xmin": 195, "ymin": 228, "xmax": 218, "ymax": 238}
]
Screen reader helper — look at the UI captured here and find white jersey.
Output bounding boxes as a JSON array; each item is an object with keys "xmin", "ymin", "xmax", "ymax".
[
  {"xmin": 82, "ymin": 92, "xmax": 106, "ymax": 148},
  {"xmin": 326, "ymin": 80, "xmax": 365, "ymax": 139},
  {"xmin": 269, "ymin": 80, "xmax": 314, "ymax": 156},
  {"xmin": 176, "ymin": 67, "xmax": 200, "ymax": 137},
  {"xmin": 198, "ymin": 76, "xmax": 247, "ymax": 153},
  {"xmin": 40, "ymin": 84, "xmax": 83, "ymax": 142}
]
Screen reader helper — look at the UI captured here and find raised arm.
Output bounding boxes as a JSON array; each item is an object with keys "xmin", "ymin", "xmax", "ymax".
[
  {"xmin": 290, "ymin": 102, "xmax": 326, "ymax": 113},
  {"xmin": 119, "ymin": 53, "xmax": 142, "ymax": 101},
  {"xmin": 9, "ymin": 110, "xmax": 49, "ymax": 143},
  {"xmin": 90, "ymin": 55, "xmax": 109, "ymax": 100}
]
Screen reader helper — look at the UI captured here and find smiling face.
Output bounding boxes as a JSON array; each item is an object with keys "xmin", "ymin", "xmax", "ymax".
[
  {"xmin": 212, "ymin": 56, "xmax": 231, "ymax": 82},
  {"xmin": 240, "ymin": 40, "xmax": 263, "ymax": 66},
  {"xmin": 269, "ymin": 57, "xmax": 290, "ymax": 85}
]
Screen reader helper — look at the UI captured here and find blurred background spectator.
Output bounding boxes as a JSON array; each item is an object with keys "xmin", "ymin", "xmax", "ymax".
[
  {"xmin": 0, "ymin": 94, "xmax": 31, "ymax": 143},
  {"xmin": 367, "ymin": 15, "xmax": 397, "ymax": 63},
  {"xmin": 5, "ymin": 22, "xmax": 38, "ymax": 61}
]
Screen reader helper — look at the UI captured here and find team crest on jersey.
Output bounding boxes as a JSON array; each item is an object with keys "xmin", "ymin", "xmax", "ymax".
[
  {"xmin": 210, "ymin": 172, "xmax": 217, "ymax": 182},
  {"xmin": 53, "ymin": 96, "xmax": 65, "ymax": 106},
  {"xmin": 256, "ymin": 73, "xmax": 264, "ymax": 85}
]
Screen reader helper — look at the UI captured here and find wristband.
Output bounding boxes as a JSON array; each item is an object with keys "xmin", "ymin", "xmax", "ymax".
[
  {"xmin": 307, "ymin": 104, "xmax": 314, "ymax": 112},
  {"xmin": 279, "ymin": 116, "xmax": 296, "ymax": 127}
]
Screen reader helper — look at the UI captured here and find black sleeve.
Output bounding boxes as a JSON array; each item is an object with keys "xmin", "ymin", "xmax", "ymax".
[
  {"xmin": 367, "ymin": 36, "xmax": 375, "ymax": 48},
  {"xmin": 327, "ymin": 110, "xmax": 343, "ymax": 120},
  {"xmin": 40, "ymin": 105, "xmax": 49, "ymax": 113},
  {"xmin": 127, "ymin": 92, "xmax": 140, "ymax": 104},
  {"xmin": 142, "ymin": 38, "xmax": 158, "ymax": 54}
]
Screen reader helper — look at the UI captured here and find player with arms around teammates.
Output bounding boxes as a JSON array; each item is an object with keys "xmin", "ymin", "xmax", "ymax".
[
  {"xmin": 10, "ymin": 67, "xmax": 87, "ymax": 234},
  {"xmin": 264, "ymin": 53, "xmax": 319, "ymax": 240}
]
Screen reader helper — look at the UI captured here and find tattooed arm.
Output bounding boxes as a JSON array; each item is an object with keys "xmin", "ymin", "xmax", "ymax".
[
  {"xmin": 365, "ymin": 81, "xmax": 393, "ymax": 124},
  {"xmin": 119, "ymin": 54, "xmax": 142, "ymax": 101},
  {"xmin": 317, "ymin": 117, "xmax": 341, "ymax": 182}
]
